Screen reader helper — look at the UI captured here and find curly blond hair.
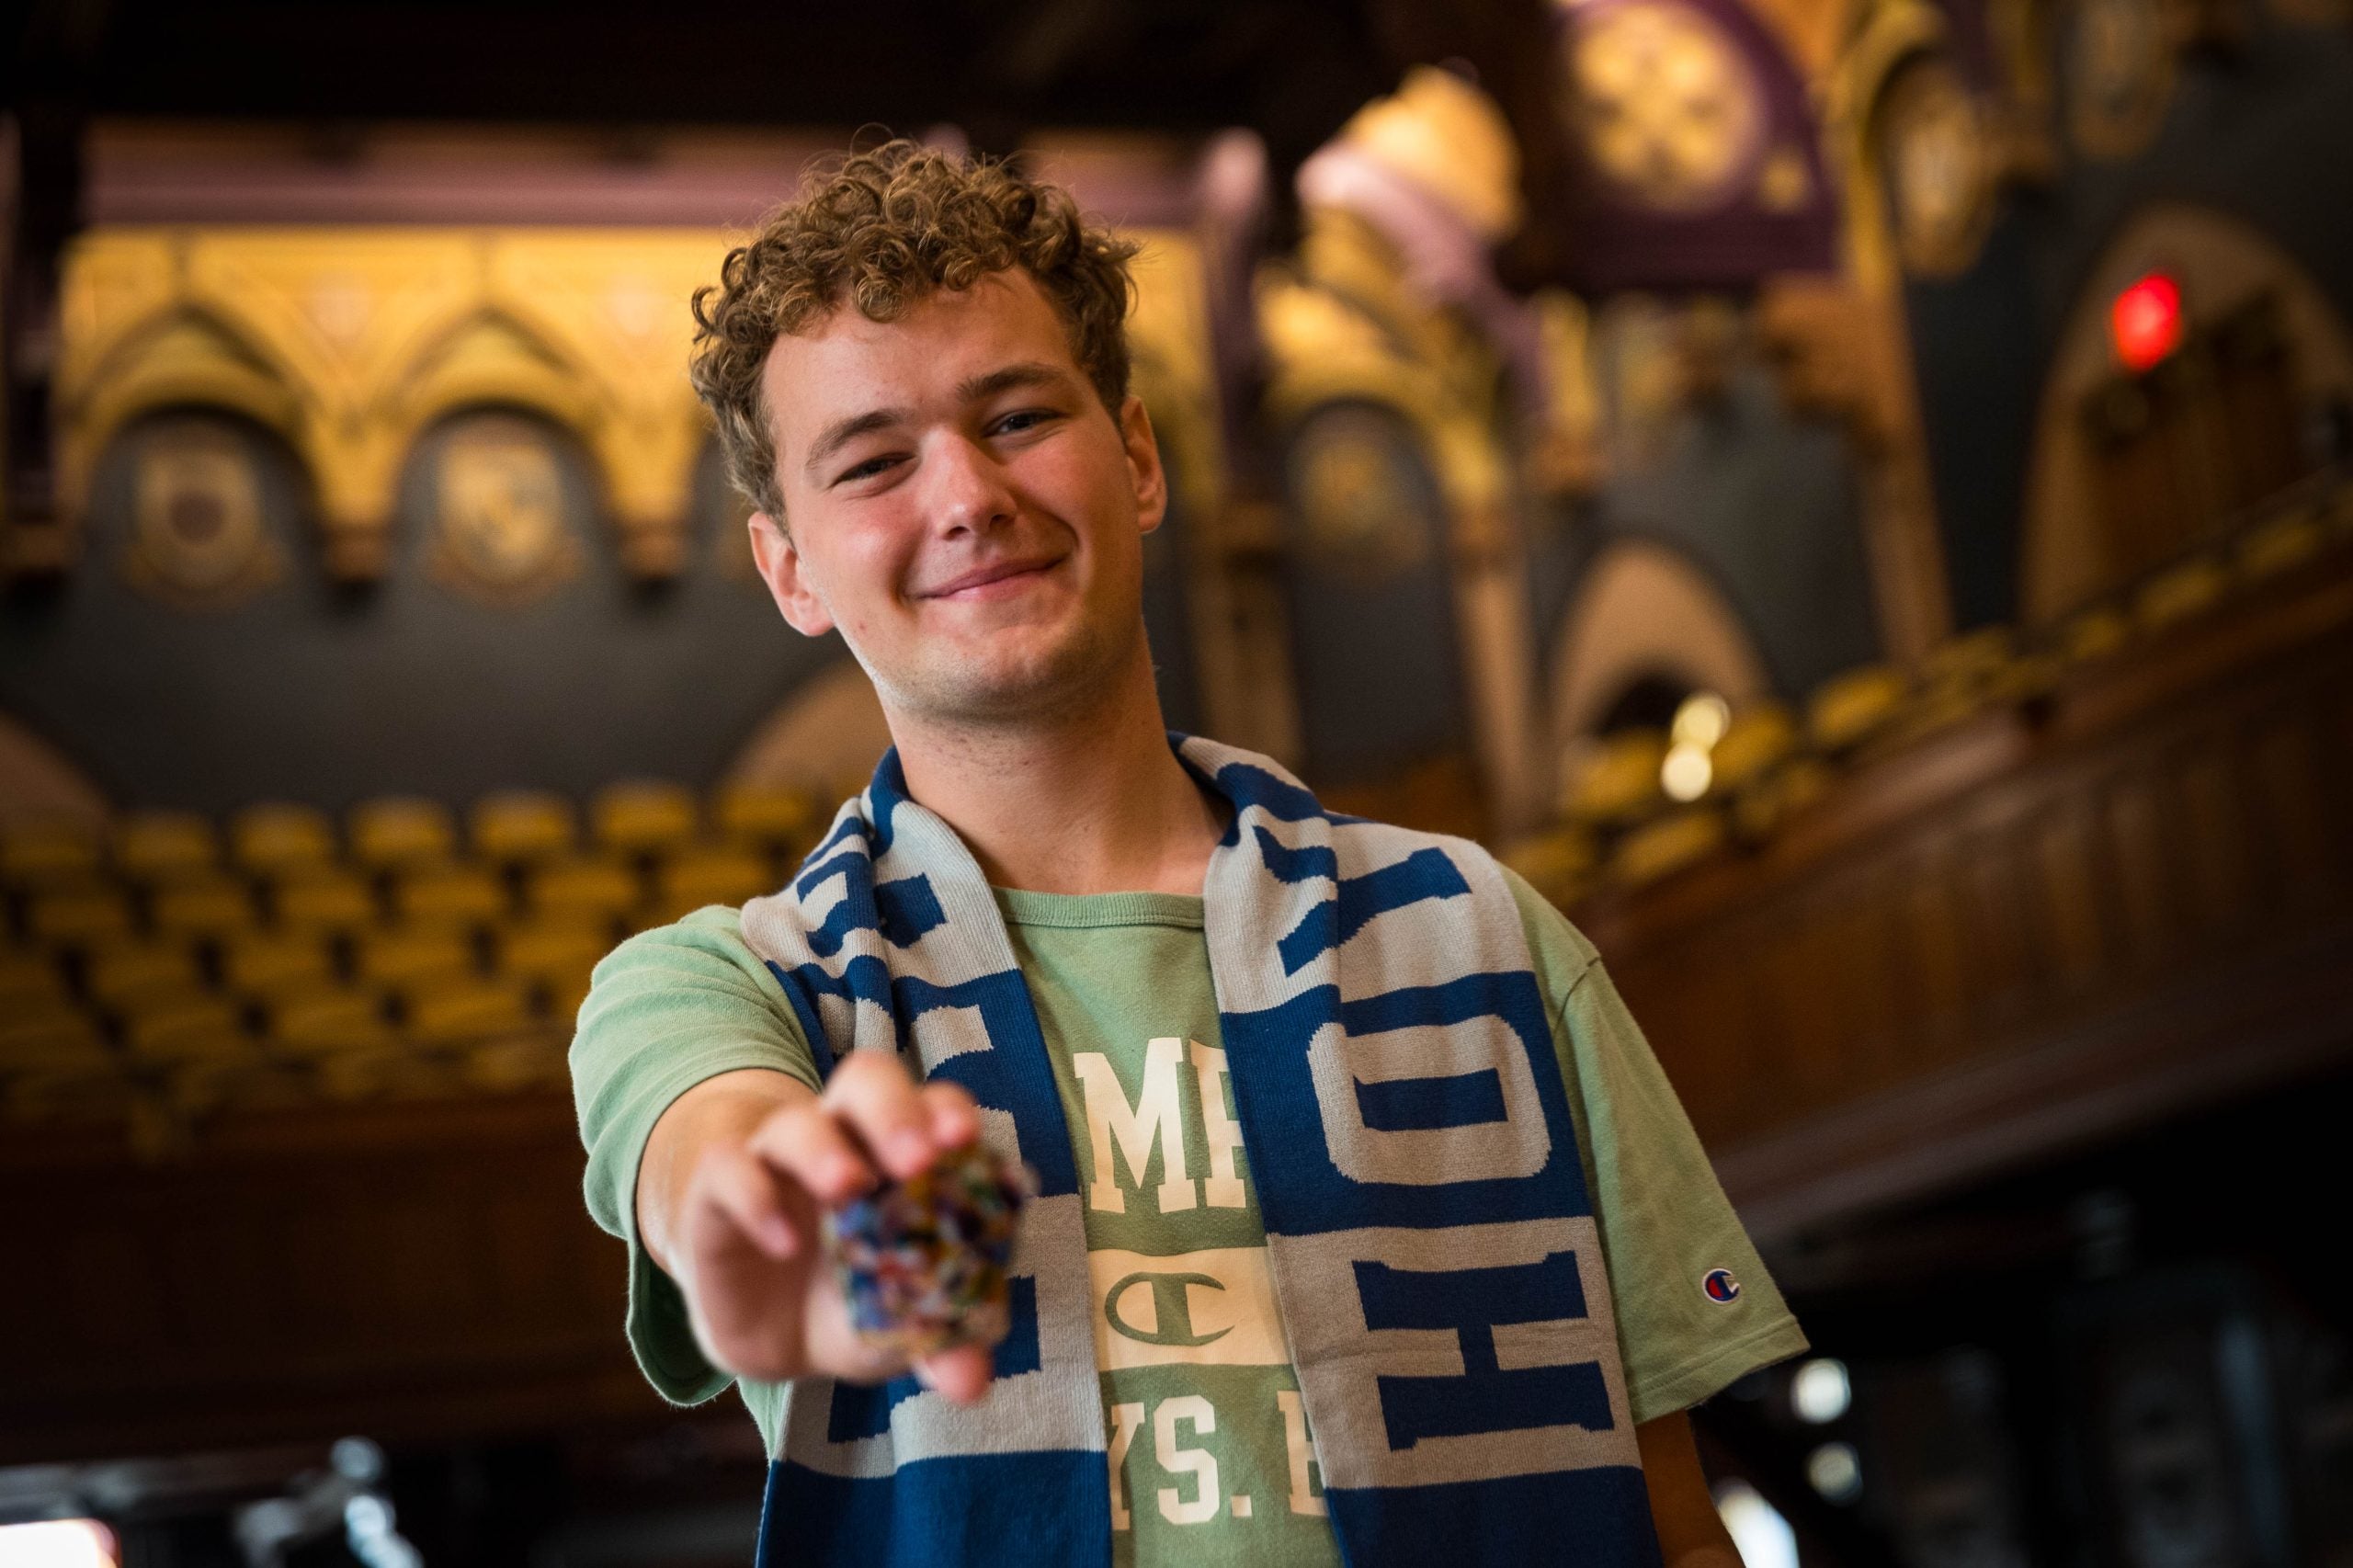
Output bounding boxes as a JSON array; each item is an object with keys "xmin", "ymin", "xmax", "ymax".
[{"xmin": 689, "ymin": 139, "xmax": 1140, "ymax": 523}]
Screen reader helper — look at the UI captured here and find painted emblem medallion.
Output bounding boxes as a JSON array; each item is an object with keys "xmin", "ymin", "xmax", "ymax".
[
  {"xmin": 427, "ymin": 413, "xmax": 583, "ymax": 606},
  {"xmin": 1566, "ymin": 0, "xmax": 1768, "ymax": 213},
  {"xmin": 1288, "ymin": 408, "xmax": 1438, "ymax": 582},
  {"xmin": 2068, "ymin": 0, "xmax": 2177, "ymax": 160},
  {"xmin": 1881, "ymin": 59, "xmax": 1995, "ymax": 278},
  {"xmin": 121, "ymin": 415, "xmax": 284, "ymax": 610}
]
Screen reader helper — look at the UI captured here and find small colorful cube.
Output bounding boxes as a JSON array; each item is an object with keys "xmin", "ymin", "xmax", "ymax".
[{"xmin": 824, "ymin": 1141, "xmax": 1035, "ymax": 1355}]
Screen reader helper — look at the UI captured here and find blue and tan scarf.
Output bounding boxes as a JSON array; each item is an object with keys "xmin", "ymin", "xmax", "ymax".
[{"xmin": 737, "ymin": 734, "xmax": 1662, "ymax": 1568}]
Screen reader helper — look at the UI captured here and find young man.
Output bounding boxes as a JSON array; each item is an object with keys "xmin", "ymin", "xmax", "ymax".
[{"xmin": 570, "ymin": 141, "xmax": 1803, "ymax": 1568}]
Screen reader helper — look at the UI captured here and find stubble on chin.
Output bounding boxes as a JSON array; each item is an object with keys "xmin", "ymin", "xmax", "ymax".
[{"xmin": 867, "ymin": 609, "xmax": 1142, "ymax": 732}]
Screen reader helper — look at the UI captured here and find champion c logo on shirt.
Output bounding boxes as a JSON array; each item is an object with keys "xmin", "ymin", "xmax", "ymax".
[
  {"xmin": 1702, "ymin": 1268, "xmax": 1742, "ymax": 1303},
  {"xmin": 1105, "ymin": 1271, "xmax": 1233, "ymax": 1349}
]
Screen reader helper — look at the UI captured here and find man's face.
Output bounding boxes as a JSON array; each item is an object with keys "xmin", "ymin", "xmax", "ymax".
[{"xmin": 748, "ymin": 269, "xmax": 1166, "ymax": 727}]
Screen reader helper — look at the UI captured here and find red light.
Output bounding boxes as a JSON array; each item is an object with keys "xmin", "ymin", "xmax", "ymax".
[{"xmin": 2110, "ymin": 272, "xmax": 2183, "ymax": 373}]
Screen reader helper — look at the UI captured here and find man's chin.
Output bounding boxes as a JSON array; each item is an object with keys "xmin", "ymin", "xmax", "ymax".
[{"xmin": 887, "ymin": 641, "xmax": 1121, "ymax": 727}]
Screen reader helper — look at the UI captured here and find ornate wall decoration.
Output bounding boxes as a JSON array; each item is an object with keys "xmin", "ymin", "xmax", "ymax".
[
  {"xmin": 1753, "ymin": 142, "xmax": 1816, "ymax": 212},
  {"xmin": 1275, "ymin": 399, "xmax": 1476, "ymax": 815},
  {"xmin": 1269, "ymin": 71, "xmax": 1574, "ymax": 831},
  {"xmin": 2066, "ymin": 0, "xmax": 2178, "ymax": 160},
  {"xmin": 1567, "ymin": 0, "xmax": 1770, "ymax": 212},
  {"xmin": 1552, "ymin": 0, "xmax": 1838, "ymax": 290},
  {"xmin": 55, "ymin": 224, "xmax": 1218, "ymax": 596},
  {"xmin": 1879, "ymin": 57, "xmax": 1997, "ymax": 278},
  {"xmin": 1288, "ymin": 408, "xmax": 1439, "ymax": 581},
  {"xmin": 119, "ymin": 415, "xmax": 286, "ymax": 610},
  {"xmin": 52, "ymin": 230, "xmax": 713, "ymax": 584},
  {"xmin": 1530, "ymin": 290, "xmax": 1608, "ymax": 497},
  {"xmin": 424, "ymin": 414, "xmax": 583, "ymax": 608},
  {"xmin": 1592, "ymin": 293, "xmax": 1690, "ymax": 473}
]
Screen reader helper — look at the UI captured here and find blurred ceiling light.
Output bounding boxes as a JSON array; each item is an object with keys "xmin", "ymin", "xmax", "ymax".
[
  {"xmin": 1711, "ymin": 1481, "xmax": 1797, "ymax": 1568},
  {"xmin": 1806, "ymin": 1440, "xmax": 1864, "ymax": 1503},
  {"xmin": 0, "ymin": 1521, "xmax": 119, "ymax": 1568},
  {"xmin": 2110, "ymin": 271, "xmax": 2183, "ymax": 373},
  {"xmin": 1661, "ymin": 689, "xmax": 1729, "ymax": 800},
  {"xmin": 1791, "ymin": 1357, "xmax": 1852, "ymax": 1423},
  {"xmin": 1671, "ymin": 691, "xmax": 1732, "ymax": 750},
  {"xmin": 1660, "ymin": 742, "xmax": 1713, "ymax": 801}
]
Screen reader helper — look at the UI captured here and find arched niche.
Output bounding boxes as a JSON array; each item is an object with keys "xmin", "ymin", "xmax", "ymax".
[
  {"xmin": 2021, "ymin": 203, "xmax": 2353, "ymax": 621},
  {"xmin": 392, "ymin": 310, "xmax": 601, "ymax": 437},
  {"xmin": 392, "ymin": 406, "xmax": 604, "ymax": 608},
  {"xmin": 0, "ymin": 710, "xmax": 110, "ymax": 829},
  {"xmin": 81, "ymin": 407, "xmax": 315, "ymax": 611},
  {"xmin": 1547, "ymin": 538, "xmax": 1772, "ymax": 758},
  {"xmin": 56, "ymin": 306, "xmax": 306, "ymax": 536},
  {"xmin": 1279, "ymin": 398, "xmax": 1472, "ymax": 790},
  {"xmin": 359, "ymin": 306, "xmax": 635, "ymax": 579},
  {"xmin": 725, "ymin": 658, "xmax": 894, "ymax": 807}
]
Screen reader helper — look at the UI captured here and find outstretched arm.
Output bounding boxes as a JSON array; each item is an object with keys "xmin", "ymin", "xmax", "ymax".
[
  {"xmin": 1637, "ymin": 1412, "xmax": 1744, "ymax": 1568},
  {"xmin": 636, "ymin": 1053, "xmax": 999, "ymax": 1403}
]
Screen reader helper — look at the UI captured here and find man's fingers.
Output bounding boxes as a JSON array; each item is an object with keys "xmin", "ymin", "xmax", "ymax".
[
  {"xmin": 913, "ymin": 1342, "xmax": 995, "ymax": 1405},
  {"xmin": 920, "ymin": 1080, "xmax": 982, "ymax": 1151},
  {"xmin": 750, "ymin": 1063, "xmax": 981, "ymax": 1205},
  {"xmin": 745, "ymin": 1098, "xmax": 878, "ymax": 1206},
  {"xmin": 692, "ymin": 1144, "xmax": 801, "ymax": 1258},
  {"xmin": 824, "ymin": 1051, "xmax": 940, "ymax": 1180}
]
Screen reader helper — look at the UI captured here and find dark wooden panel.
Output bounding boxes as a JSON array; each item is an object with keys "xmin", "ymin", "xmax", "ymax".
[
  {"xmin": 2029, "ymin": 800, "xmax": 2109, "ymax": 999},
  {"xmin": 0, "ymin": 1096, "xmax": 664, "ymax": 1464}
]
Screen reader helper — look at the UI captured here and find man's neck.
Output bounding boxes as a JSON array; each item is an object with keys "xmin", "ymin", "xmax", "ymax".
[{"xmin": 885, "ymin": 650, "xmax": 1228, "ymax": 897}]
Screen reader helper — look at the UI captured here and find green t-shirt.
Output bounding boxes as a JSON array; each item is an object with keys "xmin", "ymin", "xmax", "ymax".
[{"xmin": 568, "ymin": 868, "xmax": 1805, "ymax": 1564}]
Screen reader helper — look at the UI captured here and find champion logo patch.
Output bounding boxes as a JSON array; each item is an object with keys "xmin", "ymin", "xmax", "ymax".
[{"xmin": 1702, "ymin": 1267, "xmax": 1742, "ymax": 1303}]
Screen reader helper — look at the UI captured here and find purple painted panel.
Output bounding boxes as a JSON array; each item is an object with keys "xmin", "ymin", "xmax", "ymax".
[
  {"xmin": 1926, "ymin": 0, "xmax": 2004, "ymax": 93},
  {"xmin": 1552, "ymin": 0, "xmax": 1838, "ymax": 290}
]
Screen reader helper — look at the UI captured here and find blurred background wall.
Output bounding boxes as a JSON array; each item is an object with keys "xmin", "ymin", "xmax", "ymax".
[{"xmin": 3, "ymin": 1, "xmax": 2351, "ymax": 1563}]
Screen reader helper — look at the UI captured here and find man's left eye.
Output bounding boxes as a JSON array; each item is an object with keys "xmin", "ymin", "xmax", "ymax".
[{"xmin": 994, "ymin": 409, "xmax": 1057, "ymax": 435}]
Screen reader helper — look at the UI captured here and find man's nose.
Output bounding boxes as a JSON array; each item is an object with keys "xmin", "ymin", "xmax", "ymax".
[{"xmin": 921, "ymin": 432, "xmax": 1017, "ymax": 536}]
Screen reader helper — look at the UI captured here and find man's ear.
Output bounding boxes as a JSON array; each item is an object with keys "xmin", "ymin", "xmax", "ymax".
[
  {"xmin": 748, "ymin": 512, "xmax": 835, "ymax": 637},
  {"xmin": 1120, "ymin": 394, "xmax": 1169, "ymax": 537}
]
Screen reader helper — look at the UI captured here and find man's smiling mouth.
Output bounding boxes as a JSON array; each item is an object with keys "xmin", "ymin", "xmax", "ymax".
[{"xmin": 918, "ymin": 555, "xmax": 1065, "ymax": 599}]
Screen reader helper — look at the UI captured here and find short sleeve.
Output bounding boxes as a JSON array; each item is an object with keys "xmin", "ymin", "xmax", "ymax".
[
  {"xmin": 1498, "ymin": 868, "xmax": 1809, "ymax": 1422},
  {"xmin": 567, "ymin": 904, "xmax": 824, "ymax": 1409}
]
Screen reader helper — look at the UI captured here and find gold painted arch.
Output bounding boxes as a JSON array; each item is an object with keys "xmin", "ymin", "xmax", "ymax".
[
  {"xmin": 1547, "ymin": 539, "xmax": 1773, "ymax": 754},
  {"xmin": 55, "ymin": 302, "xmax": 305, "ymax": 525},
  {"xmin": 2019, "ymin": 202, "xmax": 2353, "ymax": 620}
]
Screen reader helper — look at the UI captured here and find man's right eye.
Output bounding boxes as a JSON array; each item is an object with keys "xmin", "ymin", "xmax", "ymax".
[{"xmin": 836, "ymin": 454, "xmax": 902, "ymax": 484}]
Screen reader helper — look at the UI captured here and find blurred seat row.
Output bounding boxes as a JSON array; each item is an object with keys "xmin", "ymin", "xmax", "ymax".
[
  {"xmin": 0, "ymin": 780, "xmax": 826, "ymax": 1129},
  {"xmin": 1515, "ymin": 475, "xmax": 2353, "ymax": 902}
]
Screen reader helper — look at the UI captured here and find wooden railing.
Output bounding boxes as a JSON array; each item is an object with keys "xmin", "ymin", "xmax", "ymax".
[{"xmin": 1577, "ymin": 543, "xmax": 2353, "ymax": 1242}]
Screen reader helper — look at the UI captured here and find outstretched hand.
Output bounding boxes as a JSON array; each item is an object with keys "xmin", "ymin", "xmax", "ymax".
[{"xmin": 666, "ymin": 1053, "xmax": 1000, "ymax": 1403}]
